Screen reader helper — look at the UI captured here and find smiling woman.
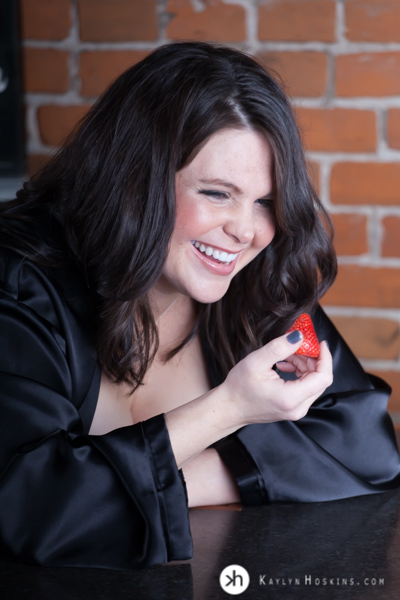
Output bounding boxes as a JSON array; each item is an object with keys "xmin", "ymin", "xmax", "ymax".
[{"xmin": 0, "ymin": 41, "xmax": 399, "ymax": 571}]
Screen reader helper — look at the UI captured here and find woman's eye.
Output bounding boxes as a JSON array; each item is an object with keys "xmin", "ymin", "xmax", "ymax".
[
  {"xmin": 257, "ymin": 198, "xmax": 274, "ymax": 210},
  {"xmin": 199, "ymin": 189, "xmax": 228, "ymax": 200}
]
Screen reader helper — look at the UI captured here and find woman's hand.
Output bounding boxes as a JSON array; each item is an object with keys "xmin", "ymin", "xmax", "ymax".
[
  {"xmin": 222, "ymin": 333, "xmax": 332, "ymax": 428},
  {"xmin": 166, "ymin": 331, "xmax": 332, "ymax": 469}
]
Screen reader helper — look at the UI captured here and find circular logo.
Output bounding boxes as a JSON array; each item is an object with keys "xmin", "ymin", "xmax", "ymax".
[{"xmin": 219, "ymin": 564, "xmax": 250, "ymax": 595}]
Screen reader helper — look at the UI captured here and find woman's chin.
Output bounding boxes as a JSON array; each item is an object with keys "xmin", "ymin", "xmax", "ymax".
[{"xmin": 188, "ymin": 285, "xmax": 231, "ymax": 305}]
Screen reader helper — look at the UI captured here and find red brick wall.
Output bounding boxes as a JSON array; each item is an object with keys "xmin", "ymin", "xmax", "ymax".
[{"xmin": 19, "ymin": 0, "xmax": 400, "ymax": 418}]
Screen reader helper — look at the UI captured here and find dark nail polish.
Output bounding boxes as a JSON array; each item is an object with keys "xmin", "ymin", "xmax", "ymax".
[{"xmin": 287, "ymin": 330, "xmax": 302, "ymax": 344}]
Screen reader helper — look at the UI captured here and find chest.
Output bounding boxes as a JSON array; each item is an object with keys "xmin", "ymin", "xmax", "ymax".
[{"xmin": 89, "ymin": 334, "xmax": 211, "ymax": 435}]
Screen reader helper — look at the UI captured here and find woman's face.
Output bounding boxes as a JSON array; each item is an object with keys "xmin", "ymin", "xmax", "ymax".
[{"xmin": 156, "ymin": 128, "xmax": 276, "ymax": 304}]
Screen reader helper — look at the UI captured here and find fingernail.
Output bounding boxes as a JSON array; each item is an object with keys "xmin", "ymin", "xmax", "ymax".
[
  {"xmin": 286, "ymin": 330, "xmax": 302, "ymax": 344},
  {"xmin": 323, "ymin": 340, "xmax": 330, "ymax": 350}
]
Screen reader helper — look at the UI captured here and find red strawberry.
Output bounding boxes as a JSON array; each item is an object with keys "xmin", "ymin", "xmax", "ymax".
[{"xmin": 286, "ymin": 313, "xmax": 320, "ymax": 358}]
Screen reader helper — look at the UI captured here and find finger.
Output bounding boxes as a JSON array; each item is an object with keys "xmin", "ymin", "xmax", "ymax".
[
  {"xmin": 285, "ymin": 354, "xmax": 318, "ymax": 374},
  {"xmin": 315, "ymin": 340, "xmax": 332, "ymax": 375},
  {"xmin": 277, "ymin": 355, "xmax": 318, "ymax": 379},
  {"xmin": 262, "ymin": 330, "xmax": 304, "ymax": 369},
  {"xmin": 289, "ymin": 341, "xmax": 331, "ymax": 380},
  {"xmin": 283, "ymin": 341, "xmax": 333, "ymax": 399},
  {"xmin": 276, "ymin": 361, "xmax": 296, "ymax": 373}
]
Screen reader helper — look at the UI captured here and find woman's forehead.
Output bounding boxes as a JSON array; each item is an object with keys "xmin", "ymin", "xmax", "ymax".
[{"xmin": 177, "ymin": 128, "xmax": 274, "ymax": 198}]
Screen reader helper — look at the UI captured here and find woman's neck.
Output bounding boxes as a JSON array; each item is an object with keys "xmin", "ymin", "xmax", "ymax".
[{"xmin": 151, "ymin": 292, "xmax": 196, "ymax": 354}]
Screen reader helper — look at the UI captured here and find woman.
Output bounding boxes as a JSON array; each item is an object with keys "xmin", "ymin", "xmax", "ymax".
[{"xmin": 0, "ymin": 41, "xmax": 399, "ymax": 570}]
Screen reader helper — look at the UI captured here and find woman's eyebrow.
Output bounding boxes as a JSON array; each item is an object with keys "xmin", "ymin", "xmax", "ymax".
[{"xmin": 198, "ymin": 178, "xmax": 243, "ymax": 194}]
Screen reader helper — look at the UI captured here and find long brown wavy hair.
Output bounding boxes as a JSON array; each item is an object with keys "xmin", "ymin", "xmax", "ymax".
[{"xmin": 0, "ymin": 41, "xmax": 337, "ymax": 389}]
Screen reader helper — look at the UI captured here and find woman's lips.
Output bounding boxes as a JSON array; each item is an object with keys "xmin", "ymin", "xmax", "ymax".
[{"xmin": 191, "ymin": 243, "xmax": 240, "ymax": 275}]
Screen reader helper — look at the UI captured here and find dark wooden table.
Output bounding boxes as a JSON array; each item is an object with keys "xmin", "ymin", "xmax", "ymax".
[{"xmin": 2, "ymin": 485, "xmax": 400, "ymax": 599}]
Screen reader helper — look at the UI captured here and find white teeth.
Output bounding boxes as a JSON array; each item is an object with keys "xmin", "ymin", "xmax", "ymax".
[{"xmin": 192, "ymin": 241, "xmax": 238, "ymax": 264}]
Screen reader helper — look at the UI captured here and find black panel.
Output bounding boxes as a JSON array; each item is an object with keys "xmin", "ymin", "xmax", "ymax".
[{"xmin": 0, "ymin": 0, "xmax": 24, "ymax": 177}]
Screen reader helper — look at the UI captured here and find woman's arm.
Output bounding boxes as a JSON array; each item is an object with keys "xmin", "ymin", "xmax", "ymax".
[
  {"xmin": 182, "ymin": 448, "xmax": 240, "ymax": 507},
  {"xmin": 165, "ymin": 336, "xmax": 332, "ymax": 469},
  {"xmin": 175, "ymin": 338, "xmax": 334, "ymax": 506},
  {"xmin": 0, "ymin": 257, "xmax": 192, "ymax": 570}
]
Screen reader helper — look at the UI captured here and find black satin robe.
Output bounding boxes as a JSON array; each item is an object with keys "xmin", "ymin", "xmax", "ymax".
[{"xmin": 1, "ymin": 207, "xmax": 400, "ymax": 570}]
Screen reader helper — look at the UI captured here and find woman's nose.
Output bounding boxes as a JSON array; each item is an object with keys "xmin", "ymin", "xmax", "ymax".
[{"xmin": 222, "ymin": 205, "xmax": 255, "ymax": 245}]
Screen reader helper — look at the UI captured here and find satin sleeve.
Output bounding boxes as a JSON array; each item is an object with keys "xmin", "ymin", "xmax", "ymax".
[
  {"xmin": 0, "ymin": 254, "xmax": 191, "ymax": 570},
  {"xmin": 214, "ymin": 306, "xmax": 400, "ymax": 504}
]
